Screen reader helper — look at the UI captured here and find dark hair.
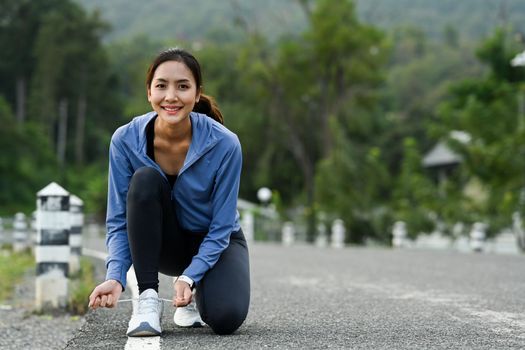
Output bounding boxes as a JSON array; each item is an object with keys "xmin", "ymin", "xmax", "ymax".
[{"xmin": 145, "ymin": 48, "xmax": 224, "ymax": 124}]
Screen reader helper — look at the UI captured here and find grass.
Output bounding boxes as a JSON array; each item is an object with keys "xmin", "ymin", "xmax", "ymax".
[
  {"xmin": 0, "ymin": 247, "xmax": 96, "ymax": 315},
  {"xmin": 69, "ymin": 257, "xmax": 96, "ymax": 315},
  {"xmin": 0, "ymin": 249, "xmax": 35, "ymax": 302}
]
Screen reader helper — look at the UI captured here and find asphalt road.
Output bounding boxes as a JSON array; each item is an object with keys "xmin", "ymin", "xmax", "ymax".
[{"xmin": 66, "ymin": 239, "xmax": 525, "ymax": 349}]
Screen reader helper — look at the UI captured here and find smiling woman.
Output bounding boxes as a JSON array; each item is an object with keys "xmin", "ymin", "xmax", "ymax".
[
  {"xmin": 88, "ymin": 48, "xmax": 250, "ymax": 337},
  {"xmin": 148, "ymin": 61, "xmax": 200, "ymax": 126},
  {"xmin": 145, "ymin": 48, "xmax": 224, "ymax": 125}
]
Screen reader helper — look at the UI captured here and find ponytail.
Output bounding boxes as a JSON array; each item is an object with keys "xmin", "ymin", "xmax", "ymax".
[{"xmin": 193, "ymin": 93, "xmax": 224, "ymax": 125}]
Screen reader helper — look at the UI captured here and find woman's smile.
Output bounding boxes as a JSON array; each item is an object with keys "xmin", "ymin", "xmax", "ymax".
[{"xmin": 162, "ymin": 105, "xmax": 184, "ymax": 115}]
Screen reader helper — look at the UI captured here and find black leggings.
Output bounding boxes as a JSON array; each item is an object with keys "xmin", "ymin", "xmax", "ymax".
[{"xmin": 126, "ymin": 167, "xmax": 250, "ymax": 335}]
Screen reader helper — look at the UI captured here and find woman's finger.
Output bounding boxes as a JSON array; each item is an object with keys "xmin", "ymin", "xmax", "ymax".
[
  {"xmin": 184, "ymin": 287, "xmax": 192, "ymax": 303},
  {"xmin": 106, "ymin": 294, "xmax": 114, "ymax": 308},
  {"xmin": 92, "ymin": 296, "xmax": 101, "ymax": 309},
  {"xmin": 100, "ymin": 295, "xmax": 108, "ymax": 307},
  {"xmin": 88, "ymin": 289, "xmax": 99, "ymax": 308},
  {"xmin": 175, "ymin": 296, "xmax": 185, "ymax": 307}
]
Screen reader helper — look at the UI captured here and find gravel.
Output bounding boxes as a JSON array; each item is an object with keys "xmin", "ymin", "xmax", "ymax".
[{"xmin": 0, "ymin": 267, "xmax": 86, "ymax": 350}]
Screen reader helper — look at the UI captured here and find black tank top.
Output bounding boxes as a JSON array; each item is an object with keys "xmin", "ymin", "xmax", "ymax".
[{"xmin": 146, "ymin": 117, "xmax": 177, "ymax": 188}]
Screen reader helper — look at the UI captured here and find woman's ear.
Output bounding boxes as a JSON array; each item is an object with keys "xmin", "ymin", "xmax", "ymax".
[
  {"xmin": 196, "ymin": 86, "xmax": 202, "ymax": 103},
  {"xmin": 147, "ymin": 87, "xmax": 152, "ymax": 102}
]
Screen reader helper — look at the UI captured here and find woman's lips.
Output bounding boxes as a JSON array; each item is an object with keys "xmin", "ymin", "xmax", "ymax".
[{"xmin": 162, "ymin": 106, "xmax": 183, "ymax": 114}]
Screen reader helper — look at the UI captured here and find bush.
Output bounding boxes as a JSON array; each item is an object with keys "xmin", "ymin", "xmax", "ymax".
[{"xmin": 69, "ymin": 258, "xmax": 96, "ymax": 315}]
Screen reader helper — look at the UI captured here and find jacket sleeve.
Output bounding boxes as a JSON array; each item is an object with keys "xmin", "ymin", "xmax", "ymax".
[
  {"xmin": 105, "ymin": 136, "xmax": 133, "ymax": 289},
  {"xmin": 182, "ymin": 137, "xmax": 242, "ymax": 282}
]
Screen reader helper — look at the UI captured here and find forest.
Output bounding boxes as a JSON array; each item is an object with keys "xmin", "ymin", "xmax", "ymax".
[{"xmin": 1, "ymin": 0, "xmax": 525, "ymax": 243}]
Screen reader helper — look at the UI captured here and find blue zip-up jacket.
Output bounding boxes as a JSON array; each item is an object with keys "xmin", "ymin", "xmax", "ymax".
[{"xmin": 105, "ymin": 111, "xmax": 242, "ymax": 289}]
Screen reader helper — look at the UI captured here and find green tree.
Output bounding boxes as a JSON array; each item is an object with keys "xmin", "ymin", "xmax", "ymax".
[
  {"xmin": 0, "ymin": 96, "xmax": 57, "ymax": 214},
  {"xmin": 197, "ymin": 41, "xmax": 272, "ymax": 201},
  {"xmin": 380, "ymin": 27, "xmax": 483, "ymax": 177},
  {"xmin": 0, "ymin": 0, "xmax": 64, "ymax": 123},
  {"xmin": 436, "ymin": 28, "xmax": 525, "ymax": 233},
  {"xmin": 0, "ymin": 0, "xmax": 124, "ymax": 215},
  {"xmin": 391, "ymin": 138, "xmax": 437, "ymax": 238},
  {"xmin": 315, "ymin": 118, "xmax": 391, "ymax": 243},
  {"xmin": 238, "ymin": 0, "xmax": 387, "ymax": 240},
  {"xmin": 29, "ymin": 1, "xmax": 121, "ymax": 171},
  {"xmin": 106, "ymin": 35, "xmax": 164, "ymax": 120}
]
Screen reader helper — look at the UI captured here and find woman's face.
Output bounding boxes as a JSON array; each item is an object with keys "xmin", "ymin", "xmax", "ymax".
[{"xmin": 147, "ymin": 60, "xmax": 200, "ymax": 125}]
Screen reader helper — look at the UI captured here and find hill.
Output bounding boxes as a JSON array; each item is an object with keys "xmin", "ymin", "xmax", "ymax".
[{"xmin": 75, "ymin": 0, "xmax": 525, "ymax": 43}]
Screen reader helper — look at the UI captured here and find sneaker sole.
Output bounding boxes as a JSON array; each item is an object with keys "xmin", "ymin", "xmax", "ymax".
[
  {"xmin": 127, "ymin": 322, "xmax": 161, "ymax": 337},
  {"xmin": 175, "ymin": 321, "xmax": 206, "ymax": 328}
]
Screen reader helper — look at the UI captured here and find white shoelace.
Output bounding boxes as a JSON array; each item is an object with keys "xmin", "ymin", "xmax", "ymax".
[
  {"xmin": 119, "ymin": 297, "xmax": 172, "ymax": 303},
  {"xmin": 136, "ymin": 296, "xmax": 162, "ymax": 315}
]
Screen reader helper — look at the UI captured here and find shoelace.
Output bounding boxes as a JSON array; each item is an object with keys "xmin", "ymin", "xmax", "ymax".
[
  {"xmin": 119, "ymin": 297, "xmax": 197, "ymax": 313},
  {"xmin": 119, "ymin": 297, "xmax": 173, "ymax": 303},
  {"xmin": 137, "ymin": 296, "xmax": 162, "ymax": 315}
]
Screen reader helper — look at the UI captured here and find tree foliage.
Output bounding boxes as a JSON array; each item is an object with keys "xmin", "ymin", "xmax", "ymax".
[
  {"xmin": 436, "ymin": 28, "xmax": 525, "ymax": 234},
  {"xmin": 0, "ymin": 0, "xmax": 120, "ymax": 214},
  {"xmin": 234, "ymin": 0, "xmax": 388, "ymax": 240},
  {"xmin": 29, "ymin": 1, "xmax": 120, "ymax": 165},
  {"xmin": 0, "ymin": 97, "xmax": 57, "ymax": 214}
]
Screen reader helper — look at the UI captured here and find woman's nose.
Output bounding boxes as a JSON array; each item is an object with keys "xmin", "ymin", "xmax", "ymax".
[{"xmin": 165, "ymin": 87, "xmax": 178, "ymax": 101}]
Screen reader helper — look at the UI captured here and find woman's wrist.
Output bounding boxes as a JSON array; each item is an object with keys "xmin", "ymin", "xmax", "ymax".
[
  {"xmin": 174, "ymin": 275, "xmax": 194, "ymax": 288},
  {"xmin": 106, "ymin": 278, "xmax": 124, "ymax": 291}
]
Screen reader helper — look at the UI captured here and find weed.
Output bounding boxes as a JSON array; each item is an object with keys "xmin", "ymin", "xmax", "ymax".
[
  {"xmin": 0, "ymin": 250, "xmax": 34, "ymax": 301},
  {"xmin": 69, "ymin": 258, "xmax": 96, "ymax": 315}
]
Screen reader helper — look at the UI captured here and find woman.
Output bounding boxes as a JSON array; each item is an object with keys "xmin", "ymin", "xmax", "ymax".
[{"xmin": 88, "ymin": 48, "xmax": 250, "ymax": 337}]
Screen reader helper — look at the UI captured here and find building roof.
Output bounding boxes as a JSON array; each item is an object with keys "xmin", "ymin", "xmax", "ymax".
[
  {"xmin": 422, "ymin": 142, "xmax": 463, "ymax": 167},
  {"xmin": 37, "ymin": 182, "xmax": 69, "ymax": 197}
]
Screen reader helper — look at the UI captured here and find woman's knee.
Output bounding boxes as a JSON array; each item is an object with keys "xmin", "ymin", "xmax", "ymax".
[
  {"xmin": 204, "ymin": 305, "xmax": 248, "ymax": 335},
  {"xmin": 197, "ymin": 233, "xmax": 250, "ymax": 334},
  {"xmin": 127, "ymin": 167, "xmax": 165, "ymax": 203}
]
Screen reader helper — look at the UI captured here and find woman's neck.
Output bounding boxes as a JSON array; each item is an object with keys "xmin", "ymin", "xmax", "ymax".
[{"xmin": 154, "ymin": 115, "xmax": 192, "ymax": 143}]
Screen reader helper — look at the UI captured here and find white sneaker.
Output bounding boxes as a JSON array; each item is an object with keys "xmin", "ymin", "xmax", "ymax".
[
  {"xmin": 126, "ymin": 289, "xmax": 163, "ymax": 337},
  {"xmin": 174, "ymin": 296, "xmax": 206, "ymax": 327}
]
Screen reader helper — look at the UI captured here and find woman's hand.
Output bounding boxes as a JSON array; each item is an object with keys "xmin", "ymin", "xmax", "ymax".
[
  {"xmin": 88, "ymin": 279, "xmax": 123, "ymax": 309},
  {"xmin": 173, "ymin": 280, "xmax": 192, "ymax": 307}
]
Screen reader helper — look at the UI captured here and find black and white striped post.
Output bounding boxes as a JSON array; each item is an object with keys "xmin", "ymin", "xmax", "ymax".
[
  {"xmin": 69, "ymin": 194, "xmax": 84, "ymax": 275},
  {"xmin": 13, "ymin": 212, "xmax": 28, "ymax": 252},
  {"xmin": 35, "ymin": 182, "xmax": 70, "ymax": 310}
]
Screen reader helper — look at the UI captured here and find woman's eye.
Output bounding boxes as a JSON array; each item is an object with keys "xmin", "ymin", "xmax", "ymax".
[
  {"xmin": 155, "ymin": 84, "xmax": 165, "ymax": 88},
  {"xmin": 179, "ymin": 84, "xmax": 189, "ymax": 90}
]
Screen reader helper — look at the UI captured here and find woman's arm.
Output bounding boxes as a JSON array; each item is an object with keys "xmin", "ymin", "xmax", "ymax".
[
  {"xmin": 182, "ymin": 136, "xmax": 243, "ymax": 283},
  {"xmin": 104, "ymin": 135, "xmax": 134, "ymax": 290}
]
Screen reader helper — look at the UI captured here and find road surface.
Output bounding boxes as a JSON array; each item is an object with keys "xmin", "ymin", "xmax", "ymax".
[{"xmin": 67, "ymin": 237, "xmax": 525, "ymax": 349}]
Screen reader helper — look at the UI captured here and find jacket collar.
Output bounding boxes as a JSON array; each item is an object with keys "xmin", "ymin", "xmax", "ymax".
[{"xmin": 137, "ymin": 111, "xmax": 220, "ymax": 175}]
